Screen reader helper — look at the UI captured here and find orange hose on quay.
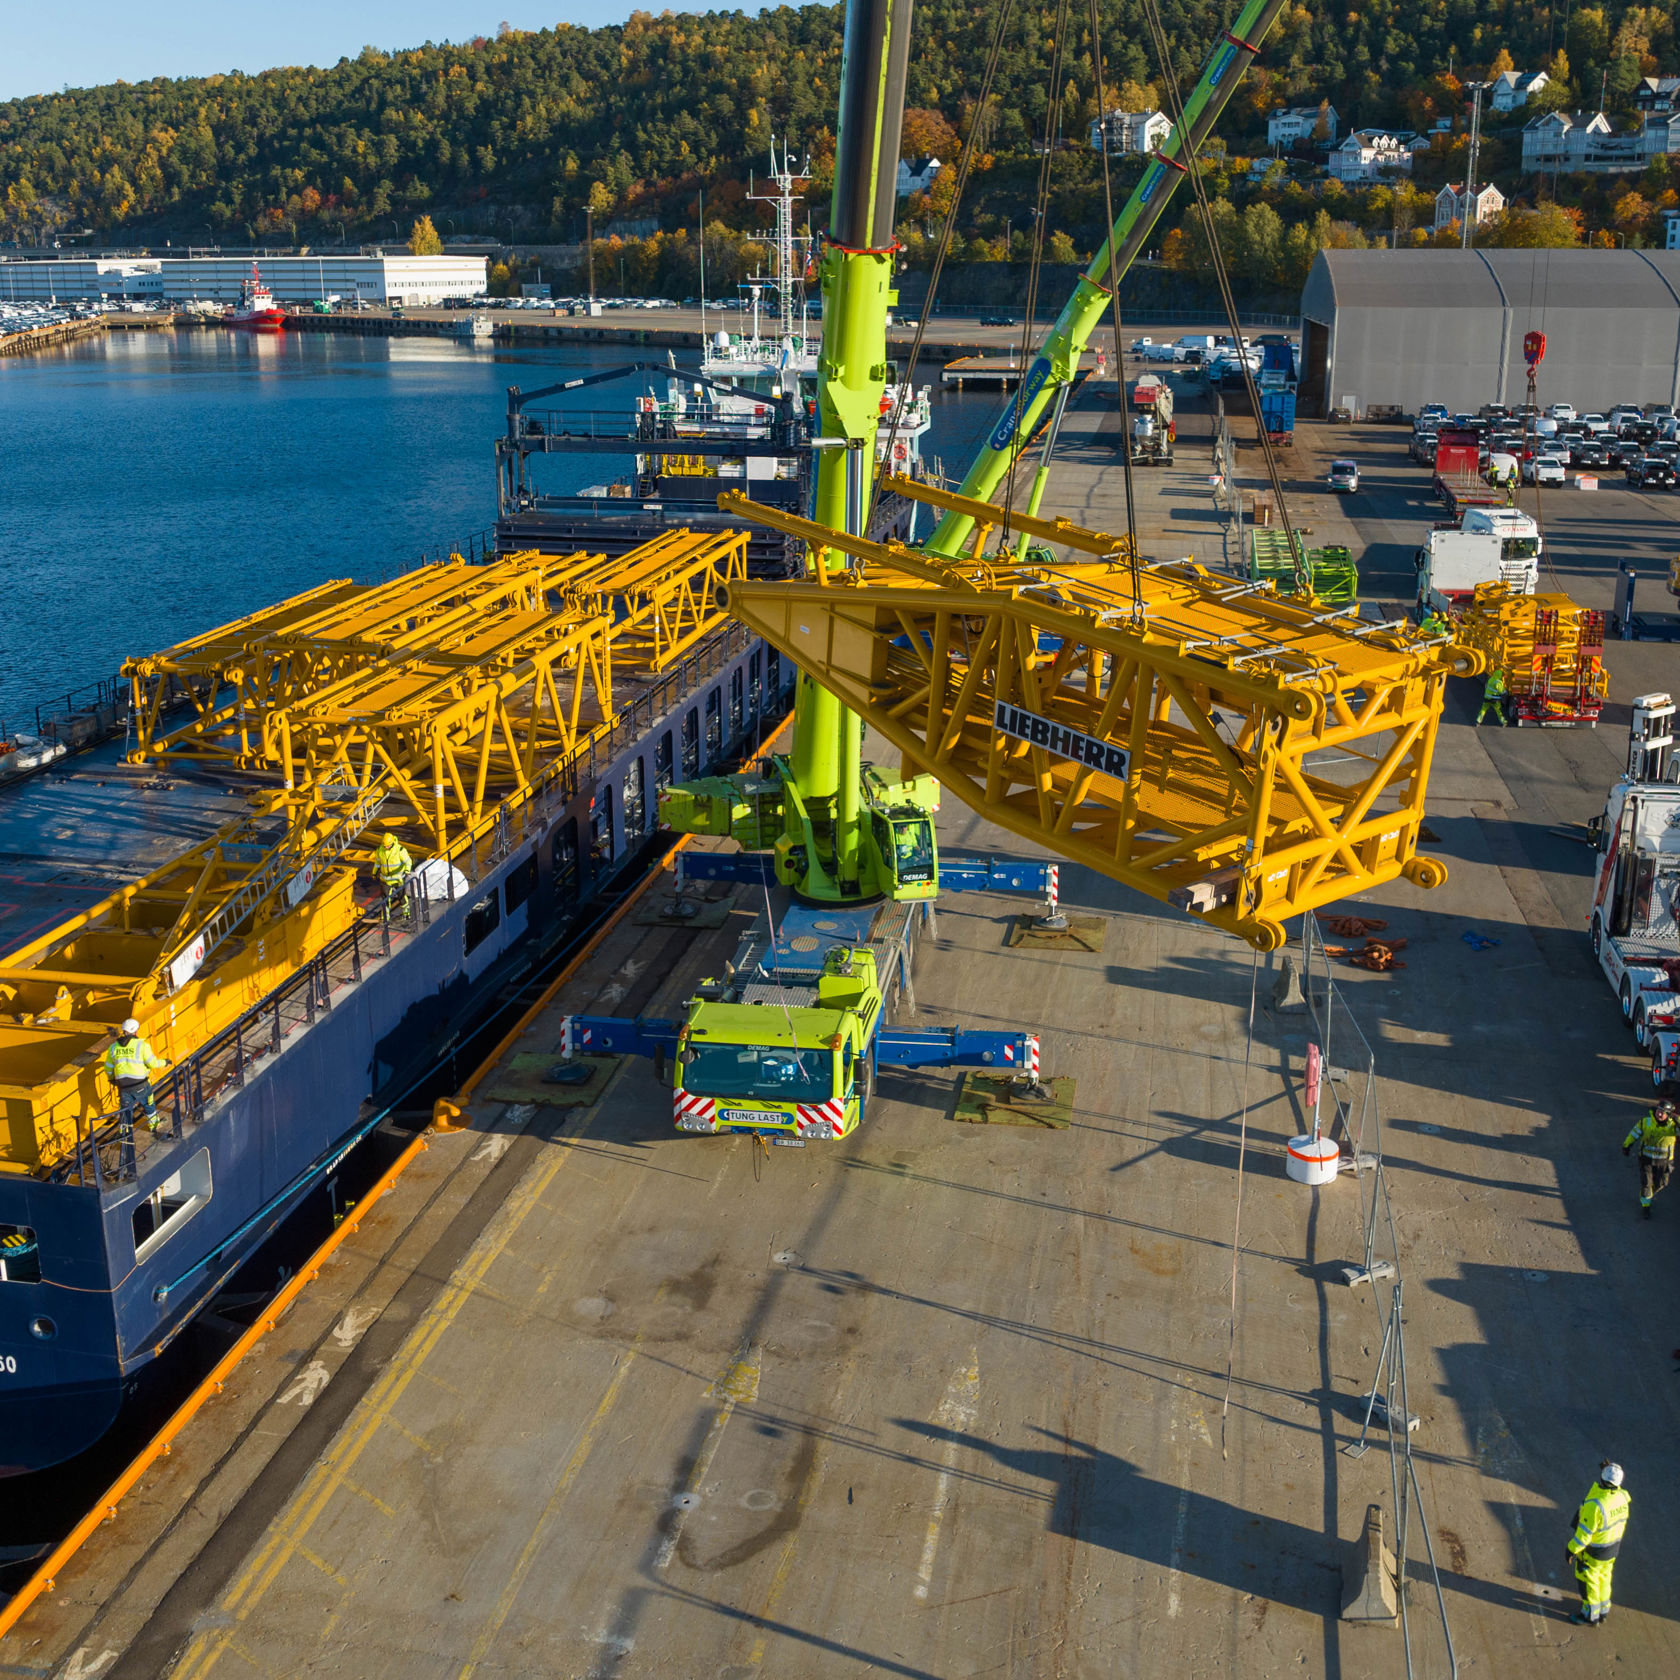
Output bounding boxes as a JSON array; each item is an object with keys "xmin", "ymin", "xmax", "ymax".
[{"xmin": 0, "ymin": 711, "xmax": 791, "ymax": 1640}]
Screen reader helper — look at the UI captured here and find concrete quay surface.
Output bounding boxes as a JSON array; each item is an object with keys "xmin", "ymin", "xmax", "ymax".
[{"xmin": 6, "ymin": 376, "xmax": 1679, "ymax": 1680}]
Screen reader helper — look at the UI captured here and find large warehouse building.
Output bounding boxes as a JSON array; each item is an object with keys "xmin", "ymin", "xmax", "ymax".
[
  {"xmin": 1298, "ymin": 249, "xmax": 1680, "ymax": 416},
  {"xmin": 0, "ymin": 253, "xmax": 487, "ymax": 306}
]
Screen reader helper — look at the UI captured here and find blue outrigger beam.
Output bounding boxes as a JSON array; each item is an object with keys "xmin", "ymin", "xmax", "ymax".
[{"xmin": 674, "ymin": 848, "xmax": 1055, "ymax": 897}]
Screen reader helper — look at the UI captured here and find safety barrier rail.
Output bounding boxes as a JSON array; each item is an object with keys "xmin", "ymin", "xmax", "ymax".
[{"xmin": 0, "ymin": 673, "xmax": 128, "ymax": 758}]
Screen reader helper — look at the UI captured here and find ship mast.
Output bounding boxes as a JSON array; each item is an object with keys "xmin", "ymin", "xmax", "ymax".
[{"xmin": 745, "ymin": 140, "xmax": 811, "ymax": 355}]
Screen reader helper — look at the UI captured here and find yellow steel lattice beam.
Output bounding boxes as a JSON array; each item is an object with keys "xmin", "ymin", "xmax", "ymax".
[
  {"xmin": 123, "ymin": 532, "xmax": 747, "ymax": 859},
  {"xmin": 714, "ymin": 493, "xmax": 1480, "ymax": 950}
]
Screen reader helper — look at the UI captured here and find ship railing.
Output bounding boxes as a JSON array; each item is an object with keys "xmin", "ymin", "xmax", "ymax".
[
  {"xmin": 0, "ymin": 673, "xmax": 129, "ymax": 759},
  {"xmin": 66, "ymin": 893, "xmax": 413, "ymax": 1189},
  {"xmin": 60, "ymin": 618, "xmax": 759, "ymax": 1190}
]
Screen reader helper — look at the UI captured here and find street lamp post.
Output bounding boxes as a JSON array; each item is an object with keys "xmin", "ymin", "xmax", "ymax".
[{"xmin": 1461, "ymin": 82, "xmax": 1484, "ymax": 251}]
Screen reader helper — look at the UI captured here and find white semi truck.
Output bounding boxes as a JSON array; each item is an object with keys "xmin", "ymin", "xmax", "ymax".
[
  {"xmin": 1586, "ymin": 694, "xmax": 1680, "ymax": 1085},
  {"xmin": 1414, "ymin": 507, "xmax": 1542, "ymax": 612}
]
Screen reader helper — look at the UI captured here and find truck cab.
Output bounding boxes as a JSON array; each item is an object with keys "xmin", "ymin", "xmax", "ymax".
[
  {"xmin": 1415, "ymin": 508, "xmax": 1541, "ymax": 611},
  {"xmin": 1589, "ymin": 694, "xmax": 1680, "ymax": 1040},
  {"xmin": 675, "ymin": 945, "xmax": 883, "ymax": 1139}
]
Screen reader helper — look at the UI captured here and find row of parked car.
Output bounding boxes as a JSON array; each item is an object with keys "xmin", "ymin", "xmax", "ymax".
[{"xmin": 1409, "ymin": 399, "xmax": 1680, "ymax": 490}]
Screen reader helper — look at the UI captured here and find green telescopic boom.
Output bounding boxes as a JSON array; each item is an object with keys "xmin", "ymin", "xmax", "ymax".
[
  {"xmin": 925, "ymin": 0, "xmax": 1293, "ymax": 556},
  {"xmin": 790, "ymin": 0, "xmax": 915, "ymax": 898}
]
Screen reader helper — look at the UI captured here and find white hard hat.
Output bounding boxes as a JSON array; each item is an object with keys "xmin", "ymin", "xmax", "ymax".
[
  {"xmin": 121, "ymin": 1017, "xmax": 140, "ymax": 1035},
  {"xmin": 1600, "ymin": 1460, "xmax": 1624, "ymax": 1488}
]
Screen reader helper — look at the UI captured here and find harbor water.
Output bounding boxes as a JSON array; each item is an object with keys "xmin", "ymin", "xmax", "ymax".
[{"xmin": 0, "ymin": 328, "xmax": 1006, "ymax": 724}]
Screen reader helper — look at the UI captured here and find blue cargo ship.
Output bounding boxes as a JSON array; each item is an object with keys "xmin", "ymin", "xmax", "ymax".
[{"xmin": 0, "ymin": 364, "xmax": 859, "ymax": 1476}]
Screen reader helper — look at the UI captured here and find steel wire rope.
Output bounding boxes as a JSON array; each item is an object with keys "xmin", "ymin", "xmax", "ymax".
[
  {"xmin": 998, "ymin": 0, "xmax": 1076, "ymax": 550},
  {"xmin": 1526, "ymin": 245, "xmax": 1565, "ymax": 595},
  {"xmin": 1305, "ymin": 912, "xmax": 1457, "ymax": 1677},
  {"xmin": 1085, "ymin": 0, "xmax": 1145, "ymax": 618},
  {"xmin": 1138, "ymin": 0, "xmax": 1309, "ymax": 596},
  {"xmin": 868, "ymin": 0, "xmax": 1020, "ymax": 529},
  {"xmin": 1219, "ymin": 940, "xmax": 1261, "ymax": 1462}
]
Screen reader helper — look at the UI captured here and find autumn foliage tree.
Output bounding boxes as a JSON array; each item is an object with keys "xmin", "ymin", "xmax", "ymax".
[{"xmin": 900, "ymin": 107, "xmax": 959, "ymax": 160}]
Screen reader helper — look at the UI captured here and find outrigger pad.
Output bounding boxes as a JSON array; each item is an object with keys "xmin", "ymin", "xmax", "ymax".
[
  {"xmin": 633, "ymin": 895, "xmax": 736, "ymax": 929},
  {"xmin": 1006, "ymin": 914, "xmax": 1108, "ymax": 952},
  {"xmin": 954, "ymin": 1073, "xmax": 1075, "ymax": 1127},
  {"xmin": 1340, "ymin": 1502, "xmax": 1401, "ymax": 1624},
  {"xmin": 482, "ymin": 1052, "xmax": 619, "ymax": 1107}
]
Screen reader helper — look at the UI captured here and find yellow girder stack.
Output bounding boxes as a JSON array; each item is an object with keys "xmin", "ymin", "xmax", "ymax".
[
  {"xmin": 0, "ymin": 530, "xmax": 748, "ymax": 1172},
  {"xmin": 124, "ymin": 534, "xmax": 747, "ymax": 857},
  {"xmin": 716, "ymin": 485, "xmax": 1480, "ymax": 951}
]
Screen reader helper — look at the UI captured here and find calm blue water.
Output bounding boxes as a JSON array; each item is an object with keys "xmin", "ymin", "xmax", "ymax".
[{"xmin": 0, "ymin": 329, "xmax": 1005, "ymax": 725}]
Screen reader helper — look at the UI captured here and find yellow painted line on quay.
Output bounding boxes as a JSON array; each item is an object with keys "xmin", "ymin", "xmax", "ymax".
[{"xmin": 172, "ymin": 1097, "xmax": 613, "ymax": 1680}]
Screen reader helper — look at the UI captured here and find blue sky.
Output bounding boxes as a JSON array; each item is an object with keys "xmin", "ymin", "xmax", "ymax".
[{"xmin": 3, "ymin": 3, "xmax": 777, "ymax": 102}]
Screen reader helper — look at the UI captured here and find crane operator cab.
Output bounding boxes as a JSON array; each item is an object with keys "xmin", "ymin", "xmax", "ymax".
[{"xmin": 877, "ymin": 808, "xmax": 935, "ymax": 893}]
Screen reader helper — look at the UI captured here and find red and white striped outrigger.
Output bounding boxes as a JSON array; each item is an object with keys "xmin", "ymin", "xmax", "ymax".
[{"xmin": 673, "ymin": 1089, "xmax": 718, "ymax": 1132}]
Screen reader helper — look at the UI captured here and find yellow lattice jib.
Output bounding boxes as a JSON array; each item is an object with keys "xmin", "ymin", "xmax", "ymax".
[
  {"xmin": 714, "ymin": 487, "xmax": 1480, "ymax": 951},
  {"xmin": 124, "ymin": 534, "xmax": 746, "ymax": 855}
]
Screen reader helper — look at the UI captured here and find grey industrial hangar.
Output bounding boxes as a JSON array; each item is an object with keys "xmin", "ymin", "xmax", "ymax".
[{"xmin": 1298, "ymin": 248, "xmax": 1680, "ymax": 417}]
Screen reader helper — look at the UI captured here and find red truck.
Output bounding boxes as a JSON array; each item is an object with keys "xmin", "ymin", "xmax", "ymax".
[{"xmin": 1432, "ymin": 427, "xmax": 1504, "ymax": 515}]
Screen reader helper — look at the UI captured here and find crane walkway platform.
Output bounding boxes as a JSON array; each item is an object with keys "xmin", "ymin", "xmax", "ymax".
[{"xmin": 6, "ymin": 385, "xmax": 1680, "ymax": 1678}]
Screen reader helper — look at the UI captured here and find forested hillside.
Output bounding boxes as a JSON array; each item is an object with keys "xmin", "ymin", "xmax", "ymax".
[{"xmin": 1, "ymin": 2, "xmax": 1673, "ymax": 273}]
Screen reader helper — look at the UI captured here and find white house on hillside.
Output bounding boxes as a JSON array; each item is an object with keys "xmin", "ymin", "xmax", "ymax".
[
  {"xmin": 897, "ymin": 156, "xmax": 943, "ymax": 197},
  {"xmin": 1488, "ymin": 70, "xmax": 1550, "ymax": 113},
  {"xmin": 1520, "ymin": 109, "xmax": 1680, "ymax": 173},
  {"xmin": 1327, "ymin": 129, "xmax": 1425, "ymax": 182},
  {"xmin": 1267, "ymin": 104, "xmax": 1339, "ymax": 146},
  {"xmin": 1434, "ymin": 181, "xmax": 1505, "ymax": 229},
  {"xmin": 1089, "ymin": 109, "xmax": 1173, "ymax": 155},
  {"xmin": 1664, "ymin": 207, "xmax": 1680, "ymax": 248}
]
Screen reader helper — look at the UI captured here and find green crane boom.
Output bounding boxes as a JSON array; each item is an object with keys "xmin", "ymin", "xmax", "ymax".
[{"xmin": 925, "ymin": 0, "xmax": 1295, "ymax": 557}]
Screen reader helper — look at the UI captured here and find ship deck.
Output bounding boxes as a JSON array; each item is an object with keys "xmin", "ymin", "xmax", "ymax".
[
  {"xmin": 7, "ymin": 382, "xmax": 1680, "ymax": 1677},
  {"xmin": 0, "ymin": 741, "xmax": 254, "ymax": 957}
]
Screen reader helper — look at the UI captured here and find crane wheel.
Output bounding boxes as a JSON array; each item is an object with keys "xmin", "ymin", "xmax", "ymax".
[
  {"xmin": 1245, "ymin": 919, "xmax": 1287, "ymax": 953},
  {"xmin": 1402, "ymin": 857, "xmax": 1448, "ymax": 890}
]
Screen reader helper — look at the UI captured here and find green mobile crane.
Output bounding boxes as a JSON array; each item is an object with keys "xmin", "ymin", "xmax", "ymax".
[{"xmin": 663, "ymin": 0, "xmax": 1292, "ymax": 904}]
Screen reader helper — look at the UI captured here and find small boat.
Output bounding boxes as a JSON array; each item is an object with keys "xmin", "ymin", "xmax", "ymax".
[
  {"xmin": 452, "ymin": 313, "xmax": 495, "ymax": 340},
  {"xmin": 225, "ymin": 264, "xmax": 287, "ymax": 330}
]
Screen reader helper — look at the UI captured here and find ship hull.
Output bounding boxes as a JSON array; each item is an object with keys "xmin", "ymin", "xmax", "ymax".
[
  {"xmin": 225, "ymin": 311, "xmax": 286, "ymax": 330},
  {"xmin": 0, "ymin": 629, "xmax": 789, "ymax": 1476}
]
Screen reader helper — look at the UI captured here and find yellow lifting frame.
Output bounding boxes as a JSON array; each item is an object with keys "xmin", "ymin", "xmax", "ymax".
[{"xmin": 713, "ymin": 491, "xmax": 1481, "ymax": 950}]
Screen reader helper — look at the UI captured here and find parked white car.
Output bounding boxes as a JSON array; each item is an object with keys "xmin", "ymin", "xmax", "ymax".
[
  {"xmin": 1525, "ymin": 453, "xmax": 1567, "ymax": 486},
  {"xmin": 1548, "ymin": 402, "xmax": 1577, "ymax": 422}
]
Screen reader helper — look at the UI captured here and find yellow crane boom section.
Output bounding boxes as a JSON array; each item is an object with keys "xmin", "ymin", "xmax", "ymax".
[
  {"xmin": 125, "ymin": 535, "xmax": 746, "ymax": 857},
  {"xmin": 715, "ymin": 488, "xmax": 1480, "ymax": 951},
  {"xmin": 1, "ymin": 531, "xmax": 746, "ymax": 1176}
]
